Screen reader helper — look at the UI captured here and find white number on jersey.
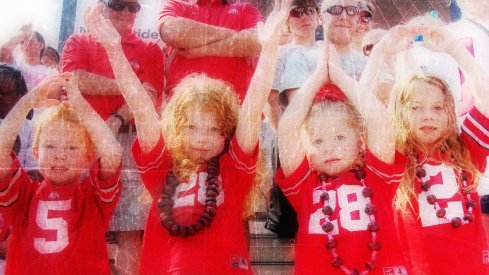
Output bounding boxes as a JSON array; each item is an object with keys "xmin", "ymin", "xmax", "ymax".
[
  {"xmin": 419, "ymin": 163, "xmax": 464, "ymax": 227},
  {"xmin": 308, "ymin": 185, "xmax": 369, "ymax": 234},
  {"xmin": 173, "ymin": 172, "xmax": 224, "ymax": 208},
  {"xmin": 33, "ymin": 200, "xmax": 71, "ymax": 254}
]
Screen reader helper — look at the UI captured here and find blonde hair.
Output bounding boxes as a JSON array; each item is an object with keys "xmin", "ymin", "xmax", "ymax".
[
  {"xmin": 33, "ymin": 104, "xmax": 96, "ymax": 159},
  {"xmin": 162, "ymin": 74, "xmax": 240, "ymax": 178},
  {"xmin": 302, "ymin": 98, "xmax": 366, "ymax": 169},
  {"xmin": 389, "ymin": 74, "xmax": 479, "ymax": 212}
]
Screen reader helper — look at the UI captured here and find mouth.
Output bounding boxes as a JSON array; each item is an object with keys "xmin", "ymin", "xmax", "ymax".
[
  {"xmin": 419, "ymin": 126, "xmax": 437, "ymax": 134},
  {"xmin": 324, "ymin": 158, "xmax": 340, "ymax": 164}
]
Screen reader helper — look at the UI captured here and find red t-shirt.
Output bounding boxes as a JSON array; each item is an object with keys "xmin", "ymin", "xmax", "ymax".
[
  {"xmin": 275, "ymin": 151, "xmax": 409, "ymax": 275},
  {"xmin": 160, "ymin": 0, "xmax": 262, "ymax": 101},
  {"xmin": 61, "ymin": 32, "xmax": 164, "ymax": 120},
  {"xmin": 132, "ymin": 135, "xmax": 257, "ymax": 274},
  {"xmin": 396, "ymin": 107, "xmax": 489, "ymax": 275},
  {"xmin": 0, "ymin": 153, "xmax": 121, "ymax": 275}
]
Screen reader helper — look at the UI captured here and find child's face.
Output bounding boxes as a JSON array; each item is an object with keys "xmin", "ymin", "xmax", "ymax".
[
  {"xmin": 305, "ymin": 108, "xmax": 361, "ymax": 176},
  {"xmin": 34, "ymin": 120, "xmax": 91, "ymax": 185},
  {"xmin": 182, "ymin": 108, "xmax": 226, "ymax": 164},
  {"xmin": 407, "ymin": 80, "xmax": 449, "ymax": 151},
  {"xmin": 287, "ymin": 5, "xmax": 319, "ymax": 40}
]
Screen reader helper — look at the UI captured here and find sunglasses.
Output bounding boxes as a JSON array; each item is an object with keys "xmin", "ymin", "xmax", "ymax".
[
  {"xmin": 325, "ymin": 5, "xmax": 360, "ymax": 16},
  {"xmin": 289, "ymin": 6, "xmax": 318, "ymax": 18},
  {"xmin": 107, "ymin": 1, "xmax": 141, "ymax": 13},
  {"xmin": 359, "ymin": 10, "xmax": 373, "ymax": 23}
]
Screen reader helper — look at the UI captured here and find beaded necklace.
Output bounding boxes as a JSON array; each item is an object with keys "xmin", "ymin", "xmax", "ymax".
[
  {"xmin": 319, "ymin": 169, "xmax": 380, "ymax": 275},
  {"xmin": 415, "ymin": 158, "xmax": 476, "ymax": 228},
  {"xmin": 158, "ymin": 156, "xmax": 221, "ymax": 236}
]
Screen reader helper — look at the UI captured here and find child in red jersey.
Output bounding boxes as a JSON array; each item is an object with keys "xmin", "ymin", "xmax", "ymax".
[
  {"xmin": 276, "ymin": 35, "xmax": 410, "ymax": 274},
  {"xmin": 389, "ymin": 26, "xmax": 489, "ymax": 274},
  {"xmin": 0, "ymin": 75, "xmax": 122, "ymax": 275},
  {"xmin": 84, "ymin": 0, "xmax": 292, "ymax": 274}
]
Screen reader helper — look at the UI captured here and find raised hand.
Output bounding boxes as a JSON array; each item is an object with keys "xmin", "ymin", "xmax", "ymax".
[
  {"xmin": 257, "ymin": 0, "xmax": 292, "ymax": 48},
  {"xmin": 28, "ymin": 75, "xmax": 68, "ymax": 108},
  {"xmin": 418, "ymin": 26, "xmax": 459, "ymax": 54},
  {"xmin": 84, "ymin": 3, "xmax": 121, "ymax": 49}
]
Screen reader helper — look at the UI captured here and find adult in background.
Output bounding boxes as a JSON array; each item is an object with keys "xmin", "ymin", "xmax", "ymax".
[
  {"xmin": 278, "ymin": 0, "xmax": 369, "ymax": 107},
  {"xmin": 159, "ymin": 0, "xmax": 262, "ymax": 101},
  {"xmin": 61, "ymin": 0, "xmax": 164, "ymax": 274}
]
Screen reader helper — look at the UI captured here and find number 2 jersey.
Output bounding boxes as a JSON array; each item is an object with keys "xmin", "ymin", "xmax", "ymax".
[
  {"xmin": 396, "ymin": 107, "xmax": 489, "ymax": 274},
  {"xmin": 0, "ymin": 153, "xmax": 121, "ymax": 275},
  {"xmin": 132, "ymin": 136, "xmax": 257, "ymax": 275},
  {"xmin": 275, "ymin": 151, "xmax": 409, "ymax": 275}
]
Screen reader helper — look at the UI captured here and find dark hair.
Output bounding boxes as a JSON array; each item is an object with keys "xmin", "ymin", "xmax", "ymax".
[
  {"xmin": 292, "ymin": 0, "xmax": 319, "ymax": 9},
  {"xmin": 32, "ymin": 31, "xmax": 46, "ymax": 58},
  {"xmin": 0, "ymin": 63, "xmax": 27, "ymax": 96},
  {"xmin": 43, "ymin": 46, "xmax": 60, "ymax": 64}
]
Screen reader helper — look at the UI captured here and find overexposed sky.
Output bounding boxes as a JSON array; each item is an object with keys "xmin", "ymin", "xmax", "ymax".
[
  {"xmin": 0, "ymin": 0, "xmax": 63, "ymax": 48},
  {"xmin": 0, "ymin": 0, "xmax": 163, "ymax": 49}
]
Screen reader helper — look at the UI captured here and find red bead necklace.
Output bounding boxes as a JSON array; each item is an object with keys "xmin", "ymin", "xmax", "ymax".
[
  {"xmin": 319, "ymin": 170, "xmax": 380, "ymax": 275},
  {"xmin": 158, "ymin": 156, "xmax": 221, "ymax": 236},
  {"xmin": 415, "ymin": 161, "xmax": 476, "ymax": 228}
]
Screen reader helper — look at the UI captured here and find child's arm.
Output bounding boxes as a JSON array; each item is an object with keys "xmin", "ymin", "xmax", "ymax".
[
  {"xmin": 0, "ymin": 76, "xmax": 64, "ymax": 181},
  {"xmin": 65, "ymin": 77, "xmax": 122, "ymax": 179},
  {"xmin": 235, "ymin": 0, "xmax": 292, "ymax": 155},
  {"xmin": 425, "ymin": 27, "xmax": 489, "ymax": 116},
  {"xmin": 278, "ymin": 43, "xmax": 329, "ymax": 177},
  {"xmin": 84, "ymin": 4, "xmax": 161, "ymax": 153}
]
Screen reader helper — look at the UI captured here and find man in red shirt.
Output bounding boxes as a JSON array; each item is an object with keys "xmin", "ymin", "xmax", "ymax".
[
  {"xmin": 159, "ymin": 0, "xmax": 262, "ymax": 101},
  {"xmin": 61, "ymin": 0, "xmax": 164, "ymax": 274}
]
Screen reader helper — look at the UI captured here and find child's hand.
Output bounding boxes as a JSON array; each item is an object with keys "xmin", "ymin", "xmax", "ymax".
[
  {"xmin": 257, "ymin": 0, "xmax": 292, "ymax": 48},
  {"xmin": 375, "ymin": 25, "xmax": 420, "ymax": 57},
  {"xmin": 85, "ymin": 3, "xmax": 121, "ymax": 49},
  {"xmin": 315, "ymin": 41, "xmax": 331, "ymax": 83},
  {"xmin": 28, "ymin": 75, "xmax": 67, "ymax": 108},
  {"xmin": 419, "ymin": 26, "xmax": 459, "ymax": 54}
]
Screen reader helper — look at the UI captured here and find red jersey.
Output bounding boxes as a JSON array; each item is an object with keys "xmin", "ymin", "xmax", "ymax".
[
  {"xmin": 275, "ymin": 151, "xmax": 409, "ymax": 275},
  {"xmin": 61, "ymin": 32, "xmax": 164, "ymax": 120},
  {"xmin": 132, "ymin": 136, "xmax": 257, "ymax": 274},
  {"xmin": 0, "ymin": 153, "xmax": 121, "ymax": 275},
  {"xmin": 160, "ymin": 0, "xmax": 262, "ymax": 100},
  {"xmin": 396, "ymin": 107, "xmax": 489, "ymax": 274}
]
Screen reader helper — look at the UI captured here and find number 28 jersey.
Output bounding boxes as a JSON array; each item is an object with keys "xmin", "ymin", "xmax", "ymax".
[
  {"xmin": 0, "ymin": 153, "xmax": 121, "ymax": 275},
  {"xmin": 275, "ymin": 151, "xmax": 409, "ymax": 275}
]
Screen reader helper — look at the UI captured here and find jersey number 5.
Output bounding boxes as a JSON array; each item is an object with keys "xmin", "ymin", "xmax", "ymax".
[{"xmin": 33, "ymin": 200, "xmax": 71, "ymax": 254}]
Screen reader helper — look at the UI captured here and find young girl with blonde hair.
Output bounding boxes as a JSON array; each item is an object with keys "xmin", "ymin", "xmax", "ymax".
[
  {"xmin": 276, "ymin": 29, "xmax": 410, "ymax": 274},
  {"xmin": 389, "ymin": 27, "xmax": 489, "ymax": 274},
  {"xmin": 84, "ymin": 0, "xmax": 292, "ymax": 273},
  {"xmin": 0, "ymin": 75, "xmax": 122, "ymax": 274}
]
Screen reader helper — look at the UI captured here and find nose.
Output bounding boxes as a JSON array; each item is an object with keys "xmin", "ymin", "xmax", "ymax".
[{"xmin": 54, "ymin": 147, "xmax": 67, "ymax": 160}]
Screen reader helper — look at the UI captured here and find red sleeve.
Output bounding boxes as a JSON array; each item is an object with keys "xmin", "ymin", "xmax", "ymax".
[
  {"xmin": 60, "ymin": 34, "xmax": 90, "ymax": 73},
  {"xmin": 461, "ymin": 107, "xmax": 489, "ymax": 172},
  {"xmin": 227, "ymin": 136, "xmax": 258, "ymax": 175},
  {"xmin": 132, "ymin": 135, "xmax": 171, "ymax": 196},
  {"xmin": 88, "ymin": 159, "xmax": 122, "ymax": 225},
  {"xmin": 275, "ymin": 158, "xmax": 311, "ymax": 209},
  {"xmin": 365, "ymin": 150, "xmax": 407, "ymax": 185},
  {"xmin": 239, "ymin": 3, "xmax": 263, "ymax": 29},
  {"xmin": 0, "ymin": 152, "xmax": 32, "ymax": 231},
  {"xmin": 138, "ymin": 42, "xmax": 164, "ymax": 94},
  {"xmin": 159, "ymin": 0, "xmax": 187, "ymax": 25}
]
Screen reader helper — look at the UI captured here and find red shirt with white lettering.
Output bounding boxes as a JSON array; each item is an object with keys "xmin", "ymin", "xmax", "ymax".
[
  {"xmin": 396, "ymin": 107, "xmax": 489, "ymax": 275},
  {"xmin": 159, "ymin": 0, "xmax": 262, "ymax": 100},
  {"xmin": 0, "ymin": 153, "xmax": 121, "ymax": 275},
  {"xmin": 61, "ymin": 32, "xmax": 164, "ymax": 120},
  {"xmin": 275, "ymin": 151, "xmax": 409, "ymax": 275},
  {"xmin": 132, "ymin": 136, "xmax": 257, "ymax": 274}
]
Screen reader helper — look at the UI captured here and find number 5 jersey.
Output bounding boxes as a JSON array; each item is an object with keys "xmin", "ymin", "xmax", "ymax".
[
  {"xmin": 275, "ymin": 151, "xmax": 409, "ymax": 275},
  {"xmin": 0, "ymin": 153, "xmax": 121, "ymax": 275}
]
